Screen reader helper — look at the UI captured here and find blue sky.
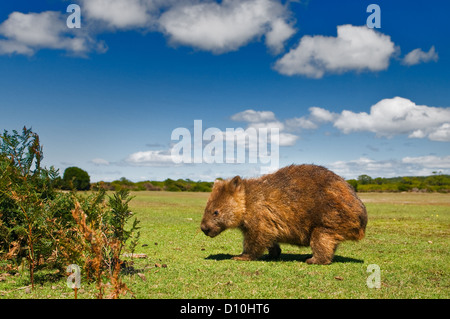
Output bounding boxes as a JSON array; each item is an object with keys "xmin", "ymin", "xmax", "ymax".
[{"xmin": 1, "ymin": 0, "xmax": 449, "ymax": 182}]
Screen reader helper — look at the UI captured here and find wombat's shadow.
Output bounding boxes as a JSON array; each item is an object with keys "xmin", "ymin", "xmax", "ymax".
[{"xmin": 205, "ymin": 253, "xmax": 363, "ymax": 264}]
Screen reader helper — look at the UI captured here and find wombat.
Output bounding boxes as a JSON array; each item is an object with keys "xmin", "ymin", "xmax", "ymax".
[{"xmin": 200, "ymin": 164, "xmax": 367, "ymax": 265}]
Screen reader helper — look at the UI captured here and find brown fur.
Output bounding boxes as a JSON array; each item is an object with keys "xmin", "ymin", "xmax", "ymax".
[{"xmin": 200, "ymin": 164, "xmax": 368, "ymax": 265}]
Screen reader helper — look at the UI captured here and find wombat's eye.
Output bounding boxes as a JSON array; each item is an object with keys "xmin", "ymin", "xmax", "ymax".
[{"xmin": 213, "ymin": 210, "xmax": 219, "ymax": 216}]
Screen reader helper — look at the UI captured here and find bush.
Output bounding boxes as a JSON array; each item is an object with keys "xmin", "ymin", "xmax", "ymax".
[
  {"xmin": 191, "ymin": 181, "xmax": 213, "ymax": 192},
  {"xmin": 0, "ymin": 127, "xmax": 68, "ymax": 286},
  {"xmin": 0, "ymin": 128, "xmax": 140, "ymax": 298},
  {"xmin": 137, "ymin": 182, "xmax": 162, "ymax": 191},
  {"xmin": 63, "ymin": 166, "xmax": 91, "ymax": 191},
  {"xmin": 71, "ymin": 189, "xmax": 140, "ymax": 298}
]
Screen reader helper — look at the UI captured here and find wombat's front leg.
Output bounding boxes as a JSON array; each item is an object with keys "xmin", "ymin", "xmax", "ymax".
[
  {"xmin": 268, "ymin": 242, "xmax": 281, "ymax": 259},
  {"xmin": 232, "ymin": 232, "xmax": 267, "ymax": 261},
  {"xmin": 232, "ymin": 254, "xmax": 257, "ymax": 261}
]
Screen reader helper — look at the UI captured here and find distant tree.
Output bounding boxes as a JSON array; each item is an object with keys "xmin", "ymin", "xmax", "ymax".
[
  {"xmin": 358, "ymin": 174, "xmax": 373, "ymax": 185},
  {"xmin": 110, "ymin": 177, "xmax": 136, "ymax": 191},
  {"xmin": 373, "ymin": 177, "xmax": 384, "ymax": 185},
  {"xmin": 428, "ymin": 172, "xmax": 445, "ymax": 186},
  {"xmin": 192, "ymin": 182, "xmax": 214, "ymax": 192},
  {"xmin": 118, "ymin": 177, "xmax": 133, "ymax": 185},
  {"xmin": 63, "ymin": 166, "xmax": 91, "ymax": 190}
]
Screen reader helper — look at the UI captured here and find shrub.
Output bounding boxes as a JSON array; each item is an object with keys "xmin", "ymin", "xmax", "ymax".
[
  {"xmin": 71, "ymin": 189, "xmax": 140, "ymax": 298},
  {"xmin": 0, "ymin": 127, "xmax": 63, "ymax": 286},
  {"xmin": 63, "ymin": 166, "xmax": 91, "ymax": 191},
  {"xmin": 0, "ymin": 128, "xmax": 140, "ymax": 298},
  {"xmin": 191, "ymin": 181, "xmax": 213, "ymax": 192}
]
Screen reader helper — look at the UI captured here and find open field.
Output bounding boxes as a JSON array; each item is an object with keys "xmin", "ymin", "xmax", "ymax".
[{"xmin": 1, "ymin": 192, "xmax": 449, "ymax": 299}]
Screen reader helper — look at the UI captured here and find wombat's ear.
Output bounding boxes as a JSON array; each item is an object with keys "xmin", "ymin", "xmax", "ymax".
[
  {"xmin": 213, "ymin": 179, "xmax": 224, "ymax": 188},
  {"xmin": 229, "ymin": 176, "xmax": 242, "ymax": 192}
]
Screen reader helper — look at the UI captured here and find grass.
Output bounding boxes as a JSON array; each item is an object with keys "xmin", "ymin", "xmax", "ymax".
[{"xmin": 1, "ymin": 191, "xmax": 449, "ymax": 299}]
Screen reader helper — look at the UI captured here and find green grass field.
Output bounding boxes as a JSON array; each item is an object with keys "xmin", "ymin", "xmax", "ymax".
[{"xmin": 1, "ymin": 192, "xmax": 449, "ymax": 299}]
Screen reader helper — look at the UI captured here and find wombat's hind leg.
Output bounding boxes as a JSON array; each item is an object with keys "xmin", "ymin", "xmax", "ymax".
[
  {"xmin": 267, "ymin": 242, "xmax": 281, "ymax": 259},
  {"xmin": 306, "ymin": 228, "xmax": 340, "ymax": 265}
]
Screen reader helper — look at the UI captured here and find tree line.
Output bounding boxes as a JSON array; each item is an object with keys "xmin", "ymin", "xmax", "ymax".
[
  {"xmin": 56, "ymin": 170, "xmax": 215, "ymax": 193},
  {"xmin": 63, "ymin": 168, "xmax": 450, "ymax": 194},
  {"xmin": 92, "ymin": 177, "xmax": 214, "ymax": 192},
  {"xmin": 347, "ymin": 174, "xmax": 450, "ymax": 193}
]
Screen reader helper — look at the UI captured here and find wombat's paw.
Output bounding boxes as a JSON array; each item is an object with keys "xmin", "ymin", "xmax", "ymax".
[
  {"xmin": 305, "ymin": 256, "xmax": 332, "ymax": 265},
  {"xmin": 267, "ymin": 244, "xmax": 281, "ymax": 259},
  {"xmin": 232, "ymin": 254, "xmax": 255, "ymax": 261}
]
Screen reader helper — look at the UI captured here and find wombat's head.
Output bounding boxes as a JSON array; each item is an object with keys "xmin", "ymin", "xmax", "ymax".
[{"xmin": 200, "ymin": 176, "xmax": 246, "ymax": 238}]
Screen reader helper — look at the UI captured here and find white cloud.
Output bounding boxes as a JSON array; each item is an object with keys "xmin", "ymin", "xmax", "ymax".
[
  {"xmin": 231, "ymin": 109, "xmax": 277, "ymax": 123},
  {"xmin": 285, "ymin": 117, "xmax": 318, "ymax": 130},
  {"xmin": 402, "ymin": 46, "xmax": 438, "ymax": 66},
  {"xmin": 265, "ymin": 17, "xmax": 296, "ymax": 54},
  {"xmin": 158, "ymin": 0, "xmax": 295, "ymax": 54},
  {"xmin": 0, "ymin": 39, "xmax": 33, "ymax": 55},
  {"xmin": 91, "ymin": 158, "xmax": 110, "ymax": 166},
  {"xmin": 277, "ymin": 132, "xmax": 299, "ymax": 147},
  {"xmin": 328, "ymin": 157, "xmax": 395, "ymax": 179},
  {"xmin": 402, "ymin": 155, "xmax": 450, "ymax": 169},
  {"xmin": 84, "ymin": 0, "xmax": 148, "ymax": 29},
  {"xmin": 247, "ymin": 120, "xmax": 285, "ymax": 131},
  {"xmin": 280, "ymin": 97, "xmax": 450, "ymax": 142},
  {"xmin": 124, "ymin": 108, "xmax": 298, "ymax": 170},
  {"xmin": 0, "ymin": 0, "xmax": 296, "ymax": 56},
  {"xmin": 231, "ymin": 109, "xmax": 298, "ymax": 146},
  {"xmin": 333, "ymin": 97, "xmax": 450, "ymax": 141},
  {"xmin": 0, "ymin": 1, "xmax": 440, "ymax": 75},
  {"xmin": 327, "ymin": 155, "xmax": 450, "ymax": 179},
  {"xmin": 125, "ymin": 150, "xmax": 179, "ymax": 166},
  {"xmin": 274, "ymin": 24, "xmax": 396, "ymax": 78},
  {"xmin": 79, "ymin": 0, "xmax": 163, "ymax": 29},
  {"xmin": 427, "ymin": 123, "xmax": 450, "ymax": 142},
  {"xmin": 309, "ymin": 106, "xmax": 337, "ymax": 123},
  {"xmin": 231, "ymin": 98, "xmax": 450, "ymax": 143},
  {"xmin": 409, "ymin": 123, "xmax": 450, "ymax": 142},
  {"xmin": 285, "ymin": 106, "xmax": 337, "ymax": 131},
  {"xmin": 0, "ymin": 11, "xmax": 64, "ymax": 48},
  {"xmin": 0, "ymin": 11, "xmax": 104, "ymax": 56}
]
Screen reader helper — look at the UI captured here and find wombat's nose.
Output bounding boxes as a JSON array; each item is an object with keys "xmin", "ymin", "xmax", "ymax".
[{"xmin": 201, "ymin": 224, "xmax": 210, "ymax": 235}]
